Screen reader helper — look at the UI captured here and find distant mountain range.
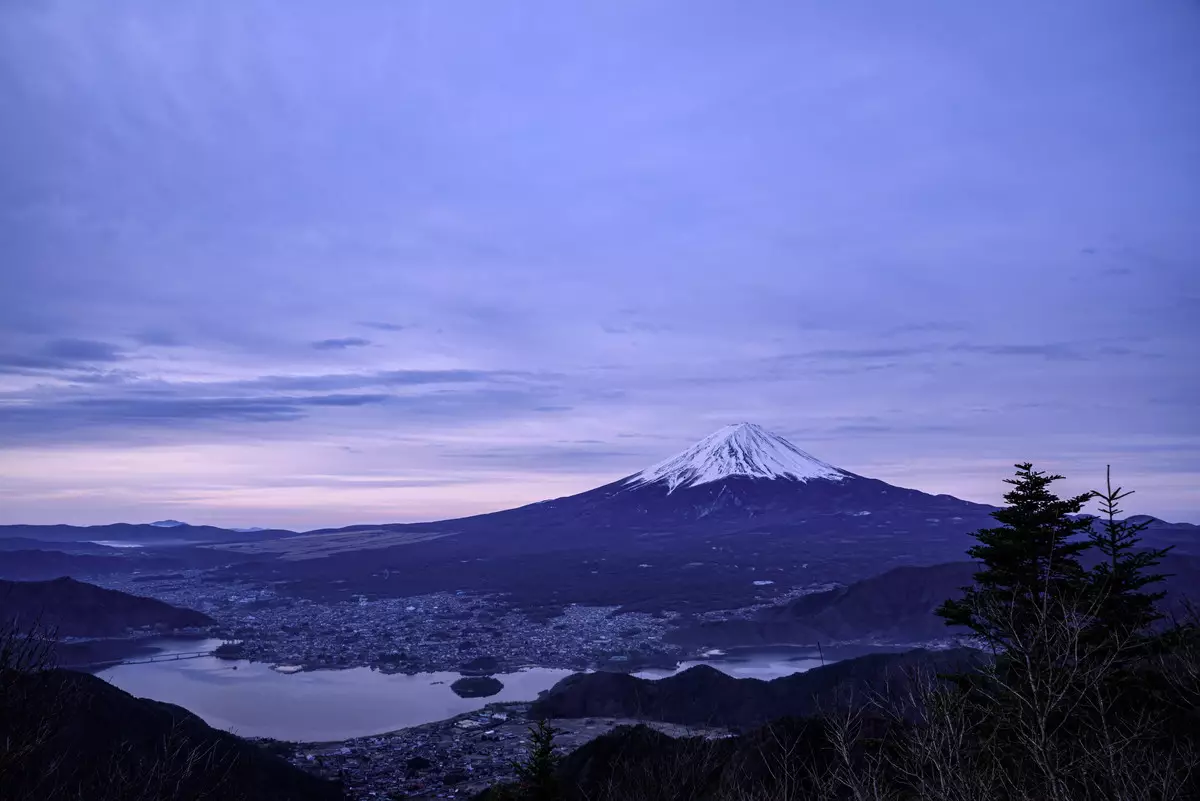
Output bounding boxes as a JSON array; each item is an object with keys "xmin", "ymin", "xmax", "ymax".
[
  {"xmin": 151, "ymin": 520, "xmax": 269, "ymax": 533},
  {"xmin": 0, "ymin": 521, "xmax": 297, "ymax": 544},
  {"xmin": 0, "ymin": 522, "xmax": 300, "ymax": 581},
  {"xmin": 3, "ymin": 423, "xmax": 1195, "ymax": 614},
  {"xmin": 7, "ymin": 423, "xmax": 1194, "ymax": 549}
]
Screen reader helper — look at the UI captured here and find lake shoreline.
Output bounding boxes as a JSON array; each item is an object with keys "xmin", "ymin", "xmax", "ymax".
[{"xmin": 94, "ymin": 637, "xmax": 920, "ymax": 741}]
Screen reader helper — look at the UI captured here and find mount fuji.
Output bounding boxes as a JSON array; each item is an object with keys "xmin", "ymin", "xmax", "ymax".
[
  {"xmin": 219, "ymin": 423, "xmax": 1194, "ymax": 612},
  {"xmin": 625, "ymin": 423, "xmax": 848, "ymax": 491},
  {"xmin": 433, "ymin": 422, "xmax": 994, "ymax": 536},
  {"xmin": 243, "ymin": 424, "xmax": 1008, "ymax": 612}
]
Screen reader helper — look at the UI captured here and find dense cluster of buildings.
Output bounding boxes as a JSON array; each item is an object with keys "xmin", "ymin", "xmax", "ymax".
[
  {"xmin": 97, "ymin": 573, "xmax": 686, "ymax": 673},
  {"xmin": 274, "ymin": 702, "xmax": 732, "ymax": 800}
]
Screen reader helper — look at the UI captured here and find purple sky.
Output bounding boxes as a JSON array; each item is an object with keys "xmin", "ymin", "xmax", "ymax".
[{"xmin": 2, "ymin": 0, "xmax": 1198, "ymax": 530}]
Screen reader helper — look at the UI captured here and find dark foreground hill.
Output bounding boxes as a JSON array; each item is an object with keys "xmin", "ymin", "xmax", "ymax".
[
  {"xmin": 478, "ymin": 719, "xmax": 876, "ymax": 801},
  {"xmin": 530, "ymin": 647, "xmax": 985, "ymax": 729},
  {"xmin": 0, "ymin": 576, "xmax": 214, "ymax": 637},
  {"xmin": 491, "ymin": 640, "xmax": 1200, "ymax": 801},
  {"xmin": 0, "ymin": 668, "xmax": 341, "ymax": 801}
]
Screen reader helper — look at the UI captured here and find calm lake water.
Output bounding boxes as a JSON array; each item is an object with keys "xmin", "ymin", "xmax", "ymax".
[
  {"xmin": 98, "ymin": 640, "xmax": 870, "ymax": 741},
  {"xmin": 98, "ymin": 639, "xmax": 575, "ymax": 741}
]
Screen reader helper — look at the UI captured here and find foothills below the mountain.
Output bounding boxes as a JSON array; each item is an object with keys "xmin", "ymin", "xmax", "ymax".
[{"xmin": 0, "ymin": 576, "xmax": 214, "ymax": 638}]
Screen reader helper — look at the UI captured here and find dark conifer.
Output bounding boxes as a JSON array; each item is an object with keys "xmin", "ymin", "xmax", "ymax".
[
  {"xmin": 1087, "ymin": 465, "xmax": 1172, "ymax": 637},
  {"xmin": 508, "ymin": 719, "xmax": 561, "ymax": 801},
  {"xmin": 937, "ymin": 462, "xmax": 1096, "ymax": 650}
]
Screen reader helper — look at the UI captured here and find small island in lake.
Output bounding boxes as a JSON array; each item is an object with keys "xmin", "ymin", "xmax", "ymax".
[{"xmin": 450, "ymin": 676, "xmax": 503, "ymax": 698}]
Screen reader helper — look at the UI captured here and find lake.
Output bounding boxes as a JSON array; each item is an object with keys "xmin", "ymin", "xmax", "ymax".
[
  {"xmin": 98, "ymin": 639, "xmax": 875, "ymax": 741},
  {"xmin": 98, "ymin": 639, "xmax": 576, "ymax": 741}
]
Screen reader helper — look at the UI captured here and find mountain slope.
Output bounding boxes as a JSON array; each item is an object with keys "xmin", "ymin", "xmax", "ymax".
[
  {"xmin": 0, "ymin": 576, "xmax": 214, "ymax": 637},
  {"xmin": 359, "ymin": 422, "xmax": 997, "ymax": 541},
  {"xmin": 218, "ymin": 424, "xmax": 1196, "ymax": 612},
  {"xmin": 227, "ymin": 424, "xmax": 1005, "ymax": 609}
]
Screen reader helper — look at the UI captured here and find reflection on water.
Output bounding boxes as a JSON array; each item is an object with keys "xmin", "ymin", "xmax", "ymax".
[
  {"xmin": 99, "ymin": 640, "xmax": 870, "ymax": 741},
  {"xmin": 98, "ymin": 640, "xmax": 574, "ymax": 741}
]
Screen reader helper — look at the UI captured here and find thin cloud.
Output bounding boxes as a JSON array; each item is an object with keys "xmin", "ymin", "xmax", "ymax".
[
  {"xmin": 311, "ymin": 337, "xmax": 372, "ymax": 350},
  {"xmin": 949, "ymin": 343, "xmax": 1089, "ymax": 361},
  {"xmin": 884, "ymin": 322, "xmax": 973, "ymax": 335},
  {"xmin": 0, "ymin": 368, "xmax": 571, "ymax": 446},
  {"xmin": 358, "ymin": 321, "xmax": 409, "ymax": 332},
  {"xmin": 800, "ymin": 347, "xmax": 929, "ymax": 360},
  {"xmin": 0, "ymin": 393, "xmax": 390, "ymax": 429},
  {"xmin": 236, "ymin": 369, "xmax": 545, "ymax": 393},
  {"xmin": 439, "ymin": 444, "xmax": 642, "ymax": 472},
  {"xmin": 131, "ymin": 329, "xmax": 185, "ymax": 347},
  {"xmin": 0, "ymin": 338, "xmax": 127, "ymax": 374}
]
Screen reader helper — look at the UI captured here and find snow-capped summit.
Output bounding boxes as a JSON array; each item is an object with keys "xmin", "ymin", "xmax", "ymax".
[
  {"xmin": 148, "ymin": 519, "xmax": 186, "ymax": 528},
  {"xmin": 625, "ymin": 422, "xmax": 848, "ymax": 492}
]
